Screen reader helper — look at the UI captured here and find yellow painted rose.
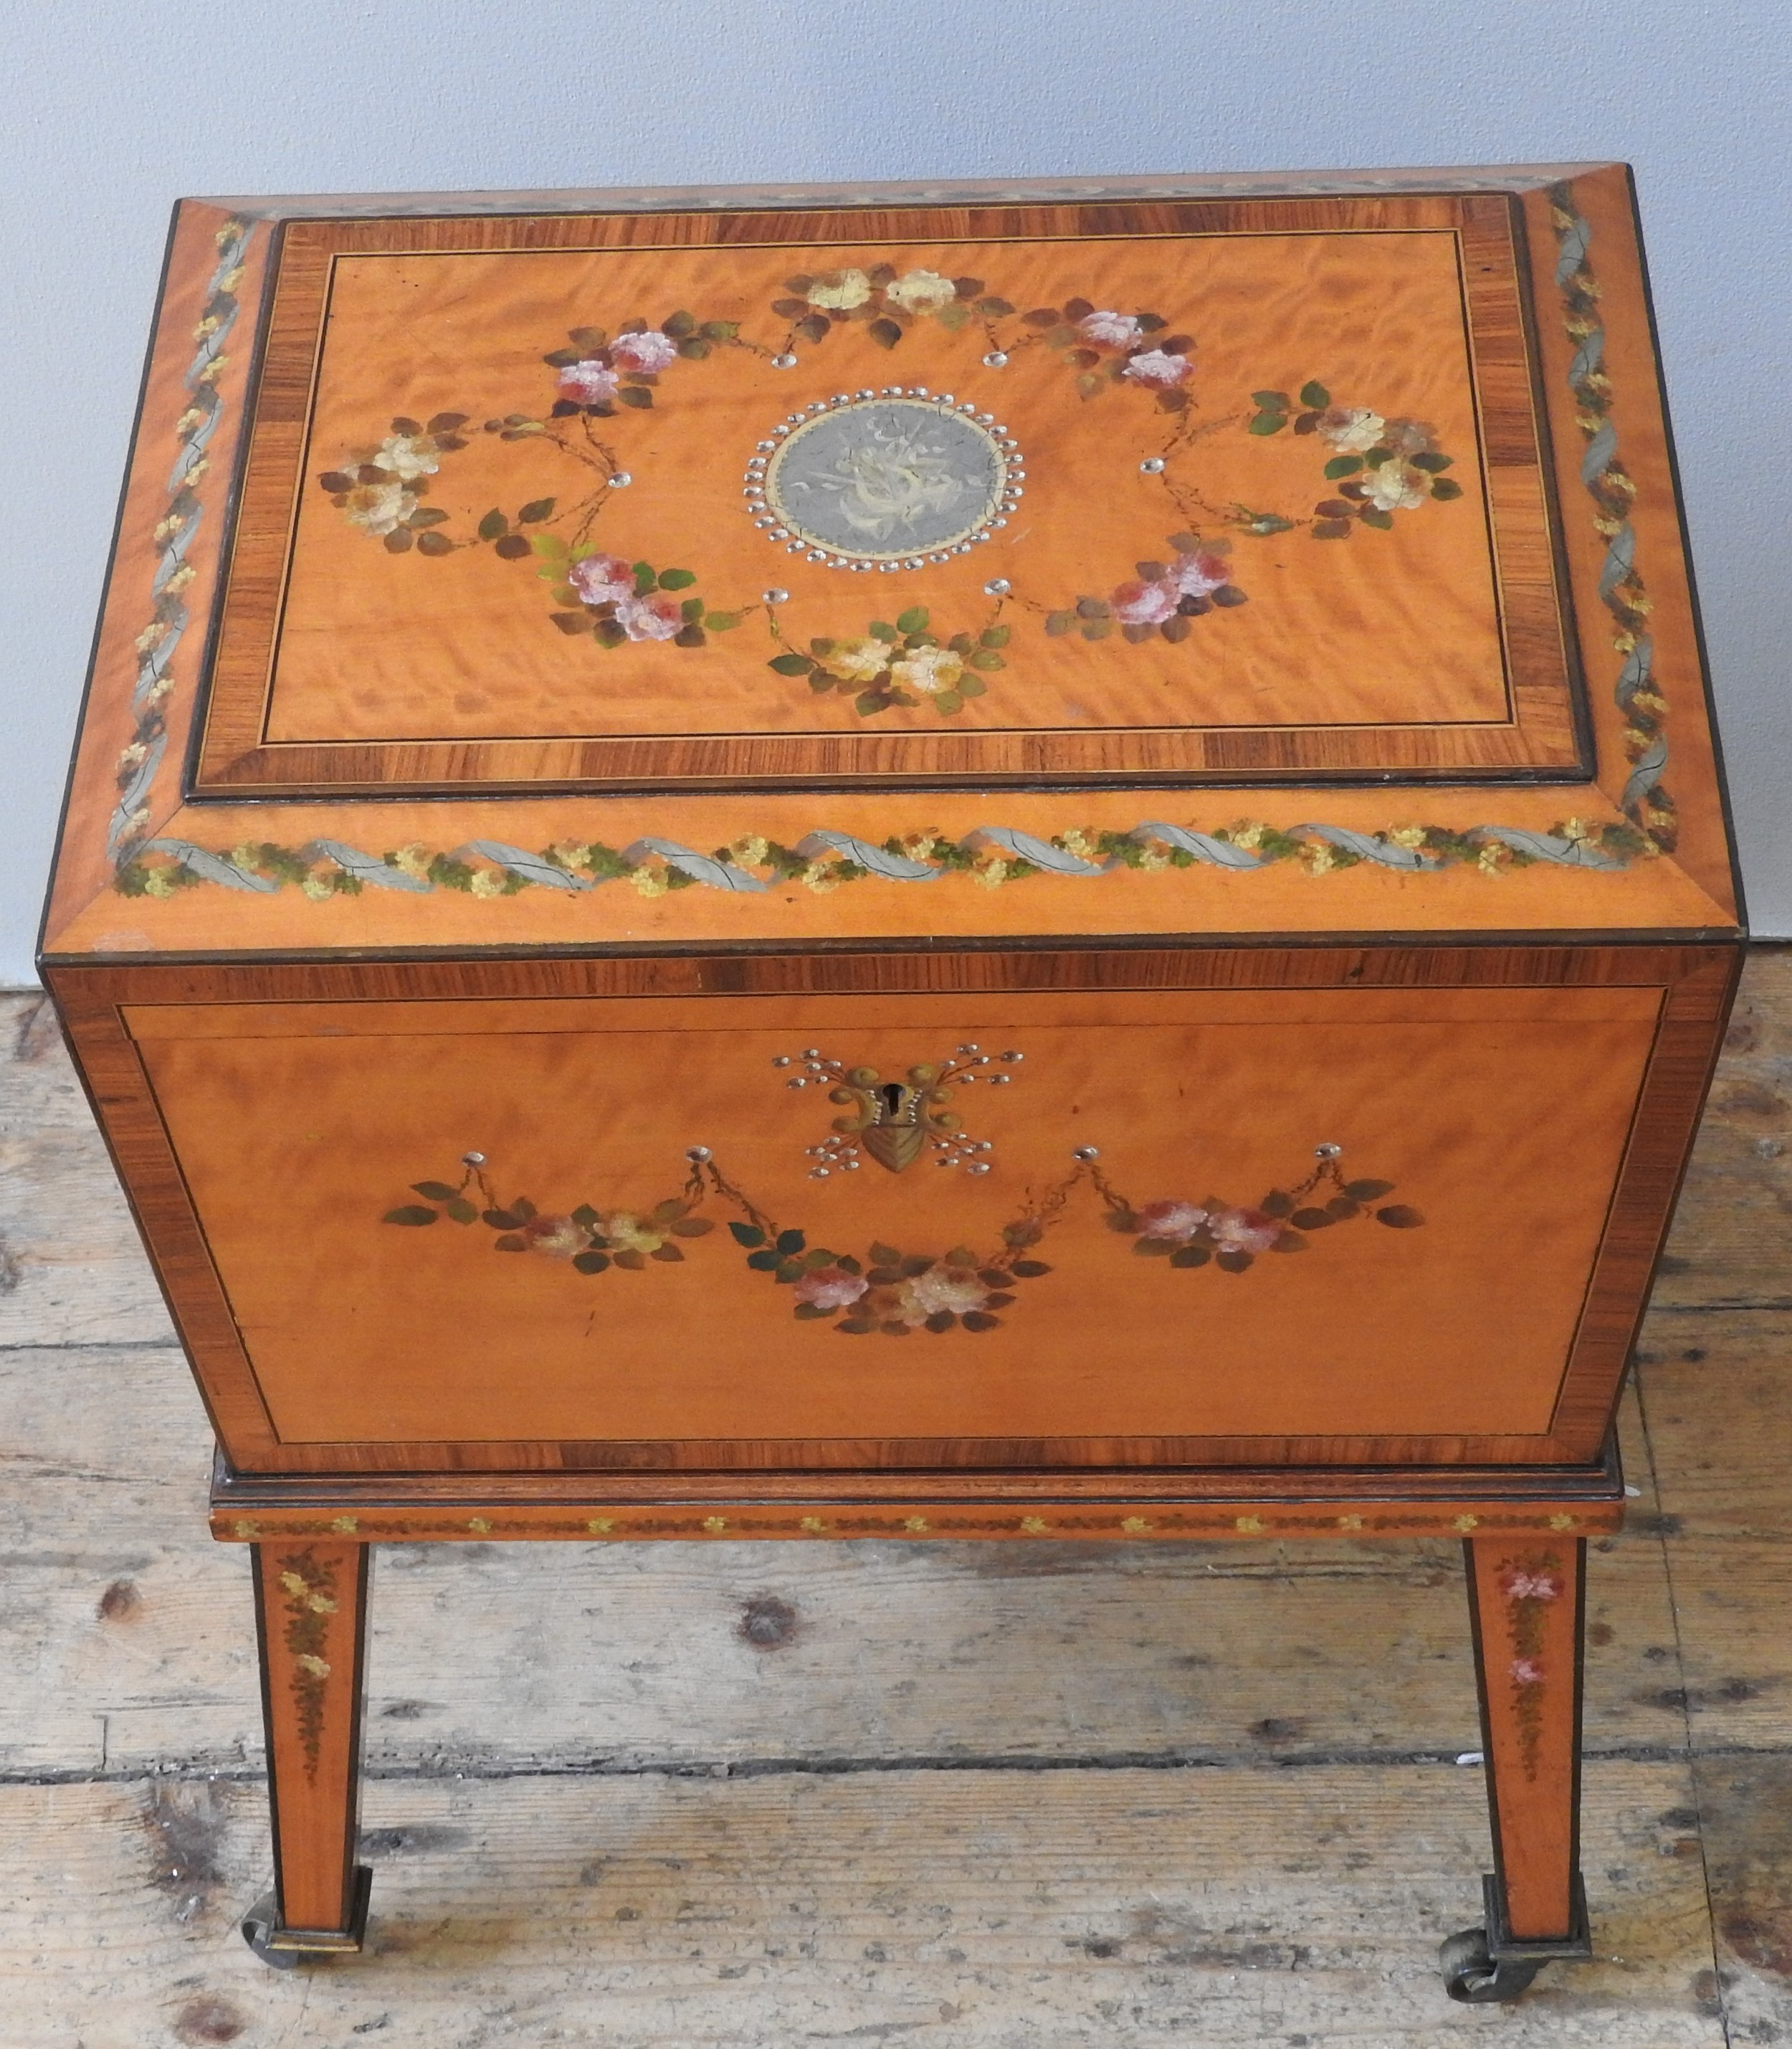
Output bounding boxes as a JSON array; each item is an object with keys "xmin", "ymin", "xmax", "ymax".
[
  {"xmin": 806, "ymin": 268, "xmax": 872, "ymax": 310},
  {"xmin": 889, "ymin": 646, "xmax": 963, "ymax": 695},
  {"xmin": 822, "ymin": 636, "xmax": 892, "ymax": 683}
]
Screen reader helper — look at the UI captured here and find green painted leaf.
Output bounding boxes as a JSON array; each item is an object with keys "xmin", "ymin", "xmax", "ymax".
[
  {"xmin": 1409, "ymin": 450, "xmax": 1453, "ymax": 472},
  {"xmin": 616, "ymin": 386, "xmax": 653, "ymax": 409},
  {"xmin": 932, "ymin": 691, "xmax": 963, "ymax": 714},
  {"xmin": 768, "ymin": 652, "xmax": 814, "ymax": 676},
  {"xmin": 1247, "ymin": 412, "xmax": 1287, "ymax": 435},
  {"xmin": 728, "ymin": 1222, "xmax": 766, "ymax": 1247},
  {"xmin": 670, "ymin": 1216, "xmax": 715, "ymax": 1236},
  {"xmin": 868, "ymin": 620, "xmax": 899, "ymax": 642},
  {"xmin": 1429, "ymin": 477, "xmax": 1464, "ymax": 500},
  {"xmin": 1251, "ymin": 390, "xmax": 1290, "ymax": 409},
  {"xmin": 776, "ymin": 1228, "xmax": 806, "ymax": 1255},
  {"xmin": 444, "ymin": 1198, "xmax": 477, "ymax": 1225},
  {"xmin": 1322, "ymin": 456, "xmax": 1362, "ymax": 479},
  {"xmin": 1168, "ymin": 1245, "xmax": 1211, "ymax": 1268},
  {"xmin": 896, "ymin": 607, "xmax": 929, "ymax": 634},
  {"xmin": 1376, "ymin": 1204, "xmax": 1426, "ymax": 1229},
  {"xmin": 662, "ymin": 309, "xmax": 696, "ymax": 337},
  {"xmin": 793, "ymin": 1301, "xmax": 833, "ymax": 1319},
  {"xmin": 493, "ymin": 1234, "xmax": 528, "ymax": 1252},
  {"xmin": 531, "ymin": 532, "xmax": 569, "ymax": 561},
  {"xmin": 477, "ymin": 509, "xmax": 508, "ymax": 542},
  {"xmin": 659, "ymin": 567, "xmax": 697, "ymax": 589},
  {"xmin": 968, "ymin": 649, "xmax": 1004, "ymax": 671},
  {"xmin": 705, "ymin": 612, "xmax": 740, "ymax": 632},
  {"xmin": 482, "ymin": 1207, "xmax": 523, "ymax": 1230},
  {"xmin": 745, "ymin": 1248, "xmax": 781, "ymax": 1271},
  {"xmin": 633, "ymin": 561, "xmax": 657, "ymax": 594},
  {"xmin": 1299, "ymin": 380, "xmax": 1330, "ymax": 409},
  {"xmin": 681, "ymin": 596, "xmax": 705, "ymax": 621},
  {"xmin": 412, "ymin": 1180, "xmax": 459, "ymax": 1202},
  {"xmin": 979, "ymin": 625, "xmax": 1010, "ymax": 648},
  {"xmin": 383, "ymin": 1204, "xmax": 439, "ymax": 1226},
  {"xmin": 1359, "ymin": 508, "xmax": 1394, "ymax": 530},
  {"xmin": 572, "ymin": 1250, "xmax": 611, "ymax": 1274},
  {"xmin": 957, "ymin": 675, "xmax": 986, "ymax": 698},
  {"xmin": 571, "ymin": 1204, "xmax": 600, "ymax": 1229},
  {"xmin": 700, "ymin": 320, "xmax": 740, "ymax": 340},
  {"xmin": 518, "ymin": 498, "xmax": 556, "ymax": 523}
]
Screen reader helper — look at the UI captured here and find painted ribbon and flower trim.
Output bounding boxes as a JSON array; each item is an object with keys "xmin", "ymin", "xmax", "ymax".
[{"xmin": 383, "ymin": 1140, "xmax": 1422, "ymax": 1336}]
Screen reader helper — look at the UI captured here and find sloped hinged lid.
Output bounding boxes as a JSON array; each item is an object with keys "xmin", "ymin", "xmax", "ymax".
[
  {"xmin": 43, "ymin": 167, "xmax": 1740, "ymax": 954},
  {"xmin": 201, "ymin": 186, "xmax": 1580, "ymax": 791}
]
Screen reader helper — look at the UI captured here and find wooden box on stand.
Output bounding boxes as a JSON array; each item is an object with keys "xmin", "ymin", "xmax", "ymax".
[{"xmin": 40, "ymin": 165, "xmax": 1740, "ymax": 2000}]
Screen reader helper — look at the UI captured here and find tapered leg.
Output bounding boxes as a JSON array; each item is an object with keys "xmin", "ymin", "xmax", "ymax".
[
  {"xmin": 1425, "ymin": 1533, "xmax": 1596, "ymax": 2002},
  {"xmin": 244, "ymin": 1541, "xmax": 372, "ymax": 1959}
]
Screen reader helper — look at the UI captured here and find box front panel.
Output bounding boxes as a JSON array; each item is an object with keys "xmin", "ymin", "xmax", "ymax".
[{"xmin": 126, "ymin": 985, "xmax": 1657, "ymax": 1461}]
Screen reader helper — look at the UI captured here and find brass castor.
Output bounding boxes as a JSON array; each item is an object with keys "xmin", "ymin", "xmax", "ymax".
[
  {"xmin": 1439, "ymin": 1926, "xmax": 1543, "ymax": 2002},
  {"xmin": 240, "ymin": 1891, "xmax": 305, "ymax": 1970},
  {"xmin": 239, "ymin": 1868, "xmax": 371, "ymax": 1968}
]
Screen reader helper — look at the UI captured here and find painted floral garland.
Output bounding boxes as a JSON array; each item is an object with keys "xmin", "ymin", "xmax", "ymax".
[
  {"xmin": 312, "ymin": 281, "xmax": 1466, "ymax": 721},
  {"xmin": 383, "ymin": 1141, "xmax": 1421, "ymax": 1338},
  {"xmin": 120, "ymin": 811, "xmax": 1651, "ymax": 903}
]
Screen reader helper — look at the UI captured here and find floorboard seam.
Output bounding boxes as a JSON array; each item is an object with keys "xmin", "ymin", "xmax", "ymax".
[{"xmin": 7, "ymin": 1740, "xmax": 1790, "ymax": 1789}]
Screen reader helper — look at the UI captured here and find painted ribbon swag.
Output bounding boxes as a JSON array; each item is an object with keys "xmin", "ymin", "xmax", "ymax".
[{"xmin": 383, "ymin": 1141, "xmax": 1424, "ymax": 1339}]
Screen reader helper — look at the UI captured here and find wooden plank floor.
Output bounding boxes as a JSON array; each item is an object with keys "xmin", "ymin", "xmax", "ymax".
[{"xmin": 3, "ymin": 958, "xmax": 1791, "ymax": 2047}]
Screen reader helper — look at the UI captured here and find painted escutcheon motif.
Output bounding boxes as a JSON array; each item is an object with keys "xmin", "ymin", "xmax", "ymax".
[{"xmin": 758, "ymin": 397, "xmax": 1015, "ymax": 563}]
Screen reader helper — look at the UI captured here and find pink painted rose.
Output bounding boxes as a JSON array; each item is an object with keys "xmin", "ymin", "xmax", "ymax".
[
  {"xmin": 1136, "ymin": 1199, "xmax": 1209, "ymax": 1244},
  {"xmin": 1171, "ymin": 549, "xmax": 1231, "ymax": 599},
  {"xmin": 1500, "ymin": 1570, "xmax": 1561, "ymax": 1602},
  {"xmin": 1077, "ymin": 309, "xmax": 1143, "ymax": 348},
  {"xmin": 568, "ymin": 553, "xmax": 636, "ymax": 607},
  {"xmin": 615, "ymin": 592, "xmax": 685, "ymax": 642},
  {"xmin": 1510, "ymin": 1657, "xmax": 1545, "ymax": 1686},
  {"xmin": 558, "ymin": 357, "xmax": 620, "ymax": 406},
  {"xmin": 521, "ymin": 1214, "xmax": 584, "ymax": 1258},
  {"xmin": 1210, "ymin": 1206, "xmax": 1283, "ymax": 1255},
  {"xmin": 794, "ymin": 1265, "xmax": 869, "ymax": 1312},
  {"xmin": 610, "ymin": 328, "xmax": 680, "ymax": 374},
  {"xmin": 1121, "ymin": 348, "xmax": 1193, "ymax": 390},
  {"xmin": 1110, "ymin": 578, "xmax": 1179, "ymax": 627}
]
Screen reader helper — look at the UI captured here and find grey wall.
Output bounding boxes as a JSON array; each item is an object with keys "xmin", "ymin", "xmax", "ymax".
[{"xmin": 4, "ymin": 0, "xmax": 1786, "ymax": 981}]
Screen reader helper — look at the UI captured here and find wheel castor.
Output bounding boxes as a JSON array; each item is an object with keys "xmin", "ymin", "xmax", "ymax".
[
  {"xmin": 241, "ymin": 1891, "xmax": 305, "ymax": 1970},
  {"xmin": 1439, "ymin": 1926, "xmax": 1543, "ymax": 2002}
]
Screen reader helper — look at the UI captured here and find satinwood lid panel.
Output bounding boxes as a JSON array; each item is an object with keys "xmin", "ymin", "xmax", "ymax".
[{"xmin": 194, "ymin": 191, "xmax": 1586, "ymax": 794}]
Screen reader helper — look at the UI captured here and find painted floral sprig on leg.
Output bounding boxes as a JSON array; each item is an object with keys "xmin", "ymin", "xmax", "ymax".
[
  {"xmin": 1498, "ymin": 1554, "xmax": 1566, "ymax": 1779},
  {"xmin": 1246, "ymin": 381, "xmax": 1462, "ymax": 536}
]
